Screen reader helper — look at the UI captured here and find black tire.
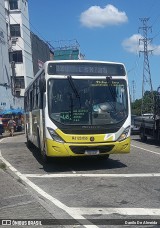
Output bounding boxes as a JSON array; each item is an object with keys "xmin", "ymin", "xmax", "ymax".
[
  {"xmin": 41, "ymin": 148, "xmax": 52, "ymax": 164},
  {"xmin": 26, "ymin": 137, "xmax": 33, "ymax": 149},
  {"xmin": 37, "ymin": 129, "xmax": 41, "ymax": 150},
  {"xmin": 140, "ymin": 128, "xmax": 147, "ymax": 142},
  {"xmin": 26, "ymin": 129, "xmax": 33, "ymax": 149}
]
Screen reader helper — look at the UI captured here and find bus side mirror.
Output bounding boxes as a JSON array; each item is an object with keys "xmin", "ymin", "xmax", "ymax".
[{"xmin": 39, "ymin": 78, "xmax": 46, "ymax": 93}]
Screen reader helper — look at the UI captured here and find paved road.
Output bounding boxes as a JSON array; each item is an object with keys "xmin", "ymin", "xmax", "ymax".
[{"xmin": 0, "ymin": 134, "xmax": 160, "ymax": 227}]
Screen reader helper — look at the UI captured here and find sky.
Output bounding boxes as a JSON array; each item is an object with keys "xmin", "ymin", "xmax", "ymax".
[{"xmin": 28, "ymin": 0, "xmax": 160, "ymax": 100}]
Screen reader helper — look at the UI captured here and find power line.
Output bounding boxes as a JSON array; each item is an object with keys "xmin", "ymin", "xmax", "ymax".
[
  {"xmin": 0, "ymin": 10, "xmax": 32, "ymax": 52},
  {"xmin": 0, "ymin": 21, "xmax": 34, "ymax": 64},
  {"xmin": 131, "ymin": 80, "xmax": 136, "ymax": 103},
  {"xmin": 0, "ymin": 7, "xmax": 49, "ymax": 71},
  {"xmin": 20, "ymin": 8, "xmax": 55, "ymax": 51},
  {"xmin": 0, "ymin": 1, "xmax": 53, "ymax": 54}
]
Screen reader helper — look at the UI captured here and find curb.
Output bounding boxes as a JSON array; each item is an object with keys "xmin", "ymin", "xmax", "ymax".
[{"xmin": 0, "ymin": 131, "xmax": 25, "ymax": 139}]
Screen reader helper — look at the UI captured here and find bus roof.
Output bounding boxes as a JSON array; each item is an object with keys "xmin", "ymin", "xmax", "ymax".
[
  {"xmin": 25, "ymin": 60, "xmax": 126, "ymax": 93},
  {"xmin": 45, "ymin": 59, "xmax": 125, "ymax": 66}
]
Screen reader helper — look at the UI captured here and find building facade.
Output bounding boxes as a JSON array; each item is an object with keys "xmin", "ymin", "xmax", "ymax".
[
  {"xmin": 53, "ymin": 40, "xmax": 85, "ymax": 60},
  {"xmin": 0, "ymin": 0, "xmax": 52, "ymax": 110},
  {"xmin": 5, "ymin": 0, "xmax": 33, "ymax": 97},
  {"xmin": 30, "ymin": 32, "xmax": 53, "ymax": 75},
  {"xmin": 0, "ymin": 0, "xmax": 84, "ymax": 111},
  {"xmin": 0, "ymin": 0, "xmax": 33, "ymax": 110},
  {"xmin": 0, "ymin": 0, "xmax": 19, "ymax": 110}
]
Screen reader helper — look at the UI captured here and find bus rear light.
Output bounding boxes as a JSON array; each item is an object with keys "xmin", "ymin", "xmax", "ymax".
[{"xmin": 47, "ymin": 127, "xmax": 64, "ymax": 143}]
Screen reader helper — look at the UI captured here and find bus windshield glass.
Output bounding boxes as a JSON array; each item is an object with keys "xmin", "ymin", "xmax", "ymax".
[{"xmin": 48, "ymin": 79, "xmax": 128, "ymax": 125}]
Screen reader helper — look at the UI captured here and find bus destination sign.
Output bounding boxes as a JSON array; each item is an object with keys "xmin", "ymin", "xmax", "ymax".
[{"xmin": 48, "ymin": 62, "xmax": 125, "ymax": 76}]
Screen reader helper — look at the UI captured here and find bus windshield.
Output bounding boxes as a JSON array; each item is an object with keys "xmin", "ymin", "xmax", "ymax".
[{"xmin": 48, "ymin": 78, "xmax": 128, "ymax": 125}]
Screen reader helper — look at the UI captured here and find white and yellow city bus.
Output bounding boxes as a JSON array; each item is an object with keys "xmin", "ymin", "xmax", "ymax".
[{"xmin": 24, "ymin": 60, "xmax": 131, "ymax": 162}]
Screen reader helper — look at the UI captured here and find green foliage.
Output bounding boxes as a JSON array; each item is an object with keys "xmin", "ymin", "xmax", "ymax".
[
  {"xmin": 131, "ymin": 98, "xmax": 142, "ymax": 115},
  {"xmin": 131, "ymin": 90, "xmax": 158, "ymax": 115}
]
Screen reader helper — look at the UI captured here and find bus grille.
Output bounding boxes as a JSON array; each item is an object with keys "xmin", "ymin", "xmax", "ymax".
[{"xmin": 69, "ymin": 145, "xmax": 114, "ymax": 154}]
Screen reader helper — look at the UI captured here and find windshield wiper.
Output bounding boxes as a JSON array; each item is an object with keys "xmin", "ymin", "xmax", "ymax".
[
  {"xmin": 106, "ymin": 76, "xmax": 117, "ymax": 112},
  {"xmin": 67, "ymin": 75, "xmax": 81, "ymax": 108},
  {"xmin": 106, "ymin": 76, "xmax": 127, "ymax": 120}
]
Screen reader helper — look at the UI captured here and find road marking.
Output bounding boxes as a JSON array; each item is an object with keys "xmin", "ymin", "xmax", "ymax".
[
  {"xmin": 1, "ymin": 142, "xmax": 160, "ymax": 225},
  {"xmin": 24, "ymin": 173, "xmax": 160, "ymax": 178},
  {"xmin": 131, "ymin": 144, "xmax": 160, "ymax": 155},
  {"xmin": 73, "ymin": 207, "xmax": 160, "ymax": 216},
  {"xmin": 0, "ymin": 200, "xmax": 36, "ymax": 209},
  {"xmin": 0, "ymin": 138, "xmax": 5, "ymax": 143},
  {"xmin": 0, "ymin": 150, "xmax": 97, "ymax": 228}
]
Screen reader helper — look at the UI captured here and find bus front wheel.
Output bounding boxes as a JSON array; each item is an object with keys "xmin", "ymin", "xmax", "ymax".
[
  {"xmin": 41, "ymin": 149, "xmax": 51, "ymax": 164},
  {"xmin": 26, "ymin": 130, "xmax": 33, "ymax": 149}
]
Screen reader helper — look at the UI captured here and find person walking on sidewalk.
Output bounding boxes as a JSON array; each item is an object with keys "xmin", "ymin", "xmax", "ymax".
[
  {"xmin": 0, "ymin": 117, "xmax": 4, "ymax": 135},
  {"xmin": 7, "ymin": 117, "xmax": 16, "ymax": 137}
]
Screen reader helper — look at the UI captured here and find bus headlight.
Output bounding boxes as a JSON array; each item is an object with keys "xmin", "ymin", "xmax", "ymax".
[
  {"xmin": 118, "ymin": 126, "xmax": 130, "ymax": 142},
  {"xmin": 47, "ymin": 127, "xmax": 64, "ymax": 143}
]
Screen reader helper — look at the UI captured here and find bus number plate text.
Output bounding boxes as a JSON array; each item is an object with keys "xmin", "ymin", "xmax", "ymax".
[{"xmin": 85, "ymin": 150, "xmax": 99, "ymax": 155}]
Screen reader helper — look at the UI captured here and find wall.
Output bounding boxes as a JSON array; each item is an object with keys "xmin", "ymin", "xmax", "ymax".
[{"xmin": 31, "ymin": 32, "xmax": 51, "ymax": 75}]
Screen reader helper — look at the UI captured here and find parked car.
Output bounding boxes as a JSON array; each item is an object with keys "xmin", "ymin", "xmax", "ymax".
[
  {"xmin": 0, "ymin": 117, "xmax": 4, "ymax": 135},
  {"xmin": 142, "ymin": 113, "xmax": 154, "ymax": 118},
  {"xmin": 131, "ymin": 115, "xmax": 140, "ymax": 134}
]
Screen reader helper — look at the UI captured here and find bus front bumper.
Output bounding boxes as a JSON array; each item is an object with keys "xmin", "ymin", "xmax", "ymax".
[{"xmin": 45, "ymin": 137, "xmax": 131, "ymax": 157}]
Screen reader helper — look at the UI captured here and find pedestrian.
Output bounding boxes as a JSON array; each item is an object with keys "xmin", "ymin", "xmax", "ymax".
[
  {"xmin": 17, "ymin": 115, "xmax": 22, "ymax": 132},
  {"xmin": 7, "ymin": 116, "xmax": 16, "ymax": 136},
  {"xmin": 0, "ymin": 117, "xmax": 4, "ymax": 135}
]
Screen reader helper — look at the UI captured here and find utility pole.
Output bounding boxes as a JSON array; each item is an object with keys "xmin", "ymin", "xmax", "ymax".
[
  {"xmin": 11, "ymin": 61, "xmax": 16, "ymax": 98},
  {"xmin": 139, "ymin": 17, "xmax": 154, "ymax": 115}
]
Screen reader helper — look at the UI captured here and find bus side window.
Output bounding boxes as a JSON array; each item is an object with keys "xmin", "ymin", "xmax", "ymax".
[
  {"xmin": 37, "ymin": 79, "xmax": 43, "ymax": 109},
  {"xmin": 29, "ymin": 90, "xmax": 33, "ymax": 111},
  {"xmin": 33, "ymin": 81, "xmax": 38, "ymax": 110},
  {"xmin": 24, "ymin": 95, "xmax": 27, "ymax": 111},
  {"xmin": 32, "ymin": 83, "xmax": 35, "ymax": 110},
  {"xmin": 38, "ymin": 72, "xmax": 46, "ymax": 109},
  {"xmin": 36, "ymin": 81, "xmax": 39, "ymax": 109},
  {"xmin": 38, "ymin": 93, "xmax": 43, "ymax": 109}
]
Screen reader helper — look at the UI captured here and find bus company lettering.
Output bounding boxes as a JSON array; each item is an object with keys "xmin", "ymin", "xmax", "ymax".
[{"xmin": 72, "ymin": 136, "xmax": 88, "ymax": 140}]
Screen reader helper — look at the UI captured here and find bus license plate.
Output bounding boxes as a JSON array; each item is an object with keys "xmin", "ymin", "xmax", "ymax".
[{"xmin": 85, "ymin": 150, "xmax": 99, "ymax": 155}]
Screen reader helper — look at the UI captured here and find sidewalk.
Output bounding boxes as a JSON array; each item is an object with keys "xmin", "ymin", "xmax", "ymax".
[
  {"xmin": 0, "ymin": 136, "xmax": 64, "ymax": 228},
  {"xmin": 0, "ymin": 130, "xmax": 25, "ymax": 139},
  {"xmin": 0, "ymin": 164, "xmax": 64, "ymax": 228},
  {"xmin": 0, "ymin": 166, "xmax": 64, "ymax": 228}
]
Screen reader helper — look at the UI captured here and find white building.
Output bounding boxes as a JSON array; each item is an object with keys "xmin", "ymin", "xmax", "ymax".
[
  {"xmin": 5, "ymin": 0, "xmax": 34, "ymax": 96},
  {"xmin": 0, "ymin": 0, "xmax": 14, "ymax": 110},
  {"xmin": 0, "ymin": 0, "xmax": 34, "ymax": 110}
]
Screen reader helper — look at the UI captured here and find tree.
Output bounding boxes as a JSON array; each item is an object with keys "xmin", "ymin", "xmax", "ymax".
[
  {"xmin": 131, "ymin": 98, "xmax": 142, "ymax": 115},
  {"xmin": 131, "ymin": 90, "xmax": 158, "ymax": 115}
]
